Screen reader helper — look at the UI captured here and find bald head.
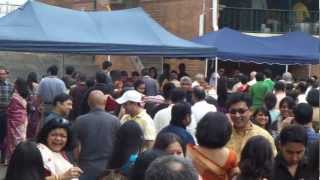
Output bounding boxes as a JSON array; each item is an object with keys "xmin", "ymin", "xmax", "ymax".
[{"xmin": 88, "ymin": 90, "xmax": 106, "ymax": 109}]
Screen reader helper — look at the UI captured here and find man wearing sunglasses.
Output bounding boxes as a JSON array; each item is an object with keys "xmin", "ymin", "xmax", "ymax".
[{"xmin": 226, "ymin": 92, "xmax": 277, "ymax": 160}]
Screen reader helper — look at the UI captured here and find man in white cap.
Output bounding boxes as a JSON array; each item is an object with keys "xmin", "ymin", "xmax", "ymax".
[{"xmin": 116, "ymin": 90, "xmax": 156, "ymax": 148}]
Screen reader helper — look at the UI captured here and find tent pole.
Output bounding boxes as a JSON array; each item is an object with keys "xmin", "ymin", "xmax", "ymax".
[
  {"xmin": 308, "ymin": 64, "xmax": 311, "ymax": 77},
  {"xmin": 161, "ymin": 57, "xmax": 164, "ymax": 73},
  {"xmin": 205, "ymin": 58, "xmax": 208, "ymax": 79},
  {"xmin": 215, "ymin": 57, "xmax": 218, "ymax": 88},
  {"xmin": 285, "ymin": 65, "xmax": 288, "ymax": 73},
  {"xmin": 62, "ymin": 54, "xmax": 65, "ymax": 77},
  {"xmin": 107, "ymin": 55, "xmax": 111, "ymax": 62}
]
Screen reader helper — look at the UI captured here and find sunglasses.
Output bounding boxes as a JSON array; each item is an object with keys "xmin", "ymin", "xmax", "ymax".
[{"xmin": 229, "ymin": 108, "xmax": 249, "ymax": 115}]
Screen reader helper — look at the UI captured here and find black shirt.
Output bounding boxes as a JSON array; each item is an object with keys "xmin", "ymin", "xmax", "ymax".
[{"xmin": 272, "ymin": 154, "xmax": 314, "ymax": 180}]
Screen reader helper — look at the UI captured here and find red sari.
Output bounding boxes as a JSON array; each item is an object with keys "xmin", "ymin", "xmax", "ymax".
[{"xmin": 4, "ymin": 92, "xmax": 28, "ymax": 162}]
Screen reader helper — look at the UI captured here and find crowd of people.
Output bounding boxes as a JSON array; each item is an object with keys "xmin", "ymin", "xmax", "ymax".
[{"xmin": 0, "ymin": 61, "xmax": 319, "ymax": 180}]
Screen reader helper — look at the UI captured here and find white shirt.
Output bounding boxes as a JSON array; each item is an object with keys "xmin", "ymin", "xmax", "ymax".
[
  {"xmin": 153, "ymin": 105, "xmax": 173, "ymax": 133},
  {"xmin": 247, "ymin": 79, "xmax": 256, "ymax": 86},
  {"xmin": 188, "ymin": 100, "xmax": 217, "ymax": 137},
  {"xmin": 297, "ymin": 94, "xmax": 307, "ymax": 104}
]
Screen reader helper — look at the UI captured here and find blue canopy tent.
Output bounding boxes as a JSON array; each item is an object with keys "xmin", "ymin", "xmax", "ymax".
[
  {"xmin": 192, "ymin": 27, "xmax": 320, "ymax": 65},
  {"xmin": 0, "ymin": 1, "xmax": 216, "ymax": 58}
]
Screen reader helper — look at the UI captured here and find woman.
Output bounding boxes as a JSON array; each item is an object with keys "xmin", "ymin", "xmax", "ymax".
[
  {"xmin": 5, "ymin": 141, "xmax": 45, "ymax": 180},
  {"xmin": 187, "ymin": 112, "xmax": 238, "ymax": 180},
  {"xmin": 4, "ymin": 78, "xmax": 29, "ymax": 164},
  {"xmin": 26, "ymin": 72, "xmax": 42, "ymax": 139},
  {"xmin": 263, "ymin": 92, "xmax": 279, "ymax": 123},
  {"xmin": 100, "ymin": 121, "xmax": 144, "ymax": 180},
  {"xmin": 236, "ymin": 136, "xmax": 273, "ymax": 180},
  {"xmin": 271, "ymin": 96, "xmax": 296, "ymax": 137},
  {"xmin": 37, "ymin": 117, "xmax": 82, "ymax": 180},
  {"xmin": 149, "ymin": 67, "xmax": 158, "ymax": 80},
  {"xmin": 252, "ymin": 107, "xmax": 272, "ymax": 135},
  {"xmin": 134, "ymin": 79, "xmax": 146, "ymax": 95},
  {"xmin": 153, "ymin": 132, "xmax": 184, "ymax": 157}
]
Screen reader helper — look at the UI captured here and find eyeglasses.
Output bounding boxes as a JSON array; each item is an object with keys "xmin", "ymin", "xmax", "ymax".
[{"xmin": 229, "ymin": 108, "xmax": 249, "ymax": 115}]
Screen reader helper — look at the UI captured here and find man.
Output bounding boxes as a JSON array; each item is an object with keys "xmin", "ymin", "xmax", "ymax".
[
  {"xmin": 141, "ymin": 68, "xmax": 159, "ymax": 96},
  {"xmin": 191, "ymin": 86, "xmax": 217, "ymax": 123},
  {"xmin": 180, "ymin": 76, "xmax": 193, "ymax": 104},
  {"xmin": 159, "ymin": 102, "xmax": 195, "ymax": 147},
  {"xmin": 293, "ymin": 103, "xmax": 320, "ymax": 143},
  {"xmin": 263, "ymin": 69, "xmax": 274, "ymax": 92},
  {"xmin": 62, "ymin": 65, "xmax": 76, "ymax": 89},
  {"xmin": 37, "ymin": 65, "xmax": 67, "ymax": 115},
  {"xmin": 0, "ymin": 66, "xmax": 13, "ymax": 160},
  {"xmin": 44, "ymin": 93, "xmax": 72, "ymax": 125},
  {"xmin": 249, "ymin": 72, "xmax": 269, "ymax": 110},
  {"xmin": 145, "ymin": 156, "xmax": 199, "ymax": 180},
  {"xmin": 178, "ymin": 63, "xmax": 189, "ymax": 80},
  {"xmin": 154, "ymin": 88, "xmax": 186, "ymax": 133},
  {"xmin": 116, "ymin": 90, "xmax": 156, "ymax": 148},
  {"xmin": 101, "ymin": 60, "xmax": 113, "ymax": 86},
  {"xmin": 191, "ymin": 74, "xmax": 206, "ymax": 88},
  {"xmin": 296, "ymin": 82, "xmax": 308, "ymax": 103},
  {"xmin": 226, "ymin": 93, "xmax": 277, "ymax": 159},
  {"xmin": 158, "ymin": 63, "xmax": 171, "ymax": 87},
  {"xmin": 274, "ymin": 81, "xmax": 286, "ymax": 110},
  {"xmin": 247, "ymin": 71, "xmax": 257, "ymax": 87},
  {"xmin": 272, "ymin": 125, "xmax": 311, "ymax": 180},
  {"xmin": 69, "ymin": 73, "xmax": 87, "ymax": 120},
  {"xmin": 74, "ymin": 90, "xmax": 120, "ymax": 180}
]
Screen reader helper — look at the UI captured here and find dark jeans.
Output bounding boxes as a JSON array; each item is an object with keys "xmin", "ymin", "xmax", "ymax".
[{"xmin": 0, "ymin": 111, "xmax": 7, "ymax": 147}]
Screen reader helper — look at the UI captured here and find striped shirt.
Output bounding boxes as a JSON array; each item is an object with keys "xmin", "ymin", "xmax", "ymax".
[{"xmin": 0, "ymin": 80, "xmax": 14, "ymax": 111}]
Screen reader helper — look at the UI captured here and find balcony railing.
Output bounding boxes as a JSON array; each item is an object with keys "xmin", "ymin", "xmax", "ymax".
[
  {"xmin": 219, "ymin": 7, "xmax": 319, "ymax": 35},
  {"xmin": 0, "ymin": 3, "xmax": 20, "ymax": 17}
]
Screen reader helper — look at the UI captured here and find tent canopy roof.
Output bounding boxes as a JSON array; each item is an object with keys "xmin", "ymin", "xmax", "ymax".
[
  {"xmin": 0, "ymin": 1, "xmax": 216, "ymax": 57},
  {"xmin": 193, "ymin": 28, "xmax": 320, "ymax": 64}
]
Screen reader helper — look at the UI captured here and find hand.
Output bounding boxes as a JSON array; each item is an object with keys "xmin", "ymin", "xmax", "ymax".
[{"xmin": 61, "ymin": 167, "xmax": 83, "ymax": 180}]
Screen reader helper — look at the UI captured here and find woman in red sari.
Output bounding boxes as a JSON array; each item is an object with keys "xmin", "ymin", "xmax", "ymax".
[{"xmin": 4, "ymin": 78, "xmax": 29, "ymax": 164}]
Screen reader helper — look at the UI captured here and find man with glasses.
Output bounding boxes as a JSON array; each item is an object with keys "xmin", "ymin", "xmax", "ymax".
[
  {"xmin": 0, "ymin": 66, "xmax": 13, "ymax": 163},
  {"xmin": 226, "ymin": 92, "xmax": 277, "ymax": 159}
]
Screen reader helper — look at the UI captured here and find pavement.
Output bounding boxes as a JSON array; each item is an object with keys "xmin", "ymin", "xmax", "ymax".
[{"xmin": 0, "ymin": 165, "xmax": 6, "ymax": 180}]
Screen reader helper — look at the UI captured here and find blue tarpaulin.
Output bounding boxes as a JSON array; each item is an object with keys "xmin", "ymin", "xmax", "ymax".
[
  {"xmin": 0, "ymin": 1, "xmax": 216, "ymax": 58},
  {"xmin": 193, "ymin": 28, "xmax": 320, "ymax": 64}
]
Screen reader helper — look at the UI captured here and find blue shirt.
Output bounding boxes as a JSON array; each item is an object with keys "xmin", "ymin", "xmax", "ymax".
[
  {"xmin": 159, "ymin": 125, "xmax": 195, "ymax": 146},
  {"xmin": 305, "ymin": 127, "xmax": 320, "ymax": 144}
]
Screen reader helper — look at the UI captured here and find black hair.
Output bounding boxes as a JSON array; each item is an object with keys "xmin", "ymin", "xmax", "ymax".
[
  {"xmin": 170, "ymin": 102, "xmax": 191, "ymax": 128},
  {"xmin": 145, "ymin": 156, "xmax": 198, "ymax": 180},
  {"xmin": 95, "ymin": 70, "xmax": 107, "ymax": 84},
  {"xmin": 170, "ymin": 88, "xmax": 186, "ymax": 103},
  {"xmin": 134, "ymin": 79, "xmax": 145, "ymax": 91},
  {"xmin": 279, "ymin": 96, "xmax": 296, "ymax": 110},
  {"xmin": 129, "ymin": 149, "xmax": 166, "ymax": 180},
  {"xmin": 131, "ymin": 71, "xmax": 140, "ymax": 77},
  {"xmin": 85, "ymin": 77, "xmax": 95, "ymax": 88},
  {"xmin": 163, "ymin": 63, "xmax": 171, "ymax": 72},
  {"xmin": 307, "ymin": 88, "xmax": 320, "ymax": 107},
  {"xmin": 239, "ymin": 74, "xmax": 248, "ymax": 84},
  {"xmin": 293, "ymin": 103, "xmax": 313, "ymax": 125},
  {"xmin": 178, "ymin": 63, "xmax": 186, "ymax": 70},
  {"xmin": 226, "ymin": 92, "xmax": 252, "ymax": 109},
  {"xmin": 238, "ymin": 136, "xmax": 273, "ymax": 180},
  {"xmin": 5, "ymin": 141, "xmax": 45, "ymax": 180},
  {"xmin": 255, "ymin": 72, "xmax": 265, "ymax": 81},
  {"xmin": 102, "ymin": 61, "xmax": 112, "ymax": 70},
  {"xmin": 264, "ymin": 69, "xmax": 273, "ymax": 79},
  {"xmin": 149, "ymin": 67, "xmax": 158, "ymax": 79},
  {"xmin": 205, "ymin": 96, "xmax": 218, "ymax": 107},
  {"xmin": 77, "ymin": 72, "xmax": 87, "ymax": 82},
  {"xmin": 192, "ymin": 86, "xmax": 206, "ymax": 100},
  {"xmin": 252, "ymin": 107, "xmax": 272, "ymax": 133},
  {"xmin": 15, "ymin": 77, "xmax": 29, "ymax": 99},
  {"xmin": 264, "ymin": 92, "xmax": 277, "ymax": 110},
  {"xmin": 217, "ymin": 77, "xmax": 228, "ymax": 109},
  {"xmin": 153, "ymin": 132, "xmax": 185, "ymax": 154},
  {"xmin": 121, "ymin": 70, "xmax": 128, "ymax": 77},
  {"xmin": 196, "ymin": 112, "xmax": 232, "ymax": 148},
  {"xmin": 108, "ymin": 121, "xmax": 144, "ymax": 169},
  {"xmin": 53, "ymin": 93, "xmax": 72, "ymax": 106},
  {"xmin": 274, "ymin": 81, "xmax": 285, "ymax": 91},
  {"xmin": 279, "ymin": 125, "xmax": 308, "ymax": 146},
  {"xmin": 162, "ymin": 82, "xmax": 176, "ymax": 100},
  {"xmin": 110, "ymin": 70, "xmax": 121, "ymax": 82},
  {"xmin": 47, "ymin": 65, "xmax": 58, "ymax": 76},
  {"xmin": 27, "ymin": 72, "xmax": 38, "ymax": 92},
  {"xmin": 37, "ymin": 117, "xmax": 74, "ymax": 151},
  {"xmin": 296, "ymin": 82, "xmax": 308, "ymax": 93},
  {"xmin": 141, "ymin": 68, "xmax": 149, "ymax": 76},
  {"xmin": 65, "ymin": 65, "xmax": 75, "ymax": 75}
]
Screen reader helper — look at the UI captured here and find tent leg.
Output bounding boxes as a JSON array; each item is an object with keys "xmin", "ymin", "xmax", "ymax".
[
  {"xmin": 215, "ymin": 57, "xmax": 218, "ymax": 88},
  {"xmin": 62, "ymin": 54, "xmax": 65, "ymax": 77},
  {"xmin": 308, "ymin": 64, "xmax": 311, "ymax": 77},
  {"xmin": 285, "ymin": 65, "xmax": 288, "ymax": 73},
  {"xmin": 107, "ymin": 55, "xmax": 111, "ymax": 62},
  {"xmin": 205, "ymin": 58, "xmax": 208, "ymax": 78},
  {"xmin": 161, "ymin": 57, "xmax": 164, "ymax": 73}
]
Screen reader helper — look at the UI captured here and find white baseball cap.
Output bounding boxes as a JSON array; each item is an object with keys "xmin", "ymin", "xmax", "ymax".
[{"xmin": 116, "ymin": 90, "xmax": 143, "ymax": 104}]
